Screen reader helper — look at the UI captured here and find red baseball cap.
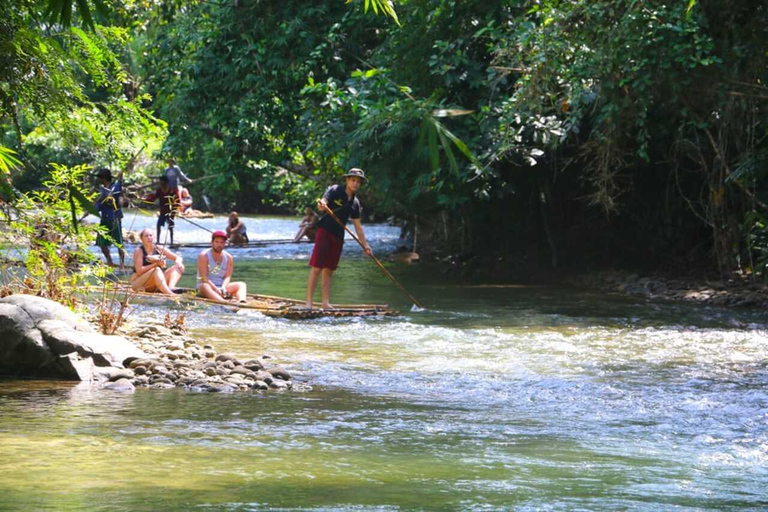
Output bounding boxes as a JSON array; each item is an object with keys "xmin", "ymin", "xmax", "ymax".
[{"xmin": 211, "ymin": 230, "xmax": 228, "ymax": 240}]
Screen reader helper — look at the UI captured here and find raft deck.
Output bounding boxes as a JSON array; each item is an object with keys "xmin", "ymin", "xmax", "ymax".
[
  {"xmin": 115, "ymin": 286, "xmax": 398, "ymax": 319},
  {"xmin": 123, "ymin": 239, "xmax": 313, "ymax": 249}
]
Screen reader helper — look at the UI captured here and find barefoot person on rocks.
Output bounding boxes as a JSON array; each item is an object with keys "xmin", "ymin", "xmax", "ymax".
[
  {"xmin": 130, "ymin": 228, "xmax": 185, "ymax": 295},
  {"xmin": 197, "ymin": 230, "xmax": 248, "ymax": 303},
  {"xmin": 306, "ymin": 168, "xmax": 373, "ymax": 309}
]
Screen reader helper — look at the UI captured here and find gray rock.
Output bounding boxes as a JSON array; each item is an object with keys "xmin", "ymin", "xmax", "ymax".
[
  {"xmin": 252, "ymin": 380, "xmax": 269, "ymax": 390},
  {"xmin": 103, "ymin": 378, "xmax": 135, "ymax": 391},
  {"xmin": 205, "ymin": 383, "xmax": 236, "ymax": 393},
  {"xmin": 269, "ymin": 380, "xmax": 288, "ymax": 389},
  {"xmin": 215, "ymin": 353, "xmax": 238, "ymax": 363},
  {"xmin": 265, "ymin": 367, "xmax": 292, "ymax": 381},
  {"xmin": 230, "ymin": 366, "xmax": 255, "ymax": 377},
  {"xmin": 107, "ymin": 369, "xmax": 135, "ymax": 382},
  {"xmin": 0, "ymin": 296, "xmax": 144, "ymax": 380},
  {"xmin": 133, "ymin": 365, "xmax": 148, "ymax": 375},
  {"xmin": 253, "ymin": 371, "xmax": 274, "ymax": 384}
]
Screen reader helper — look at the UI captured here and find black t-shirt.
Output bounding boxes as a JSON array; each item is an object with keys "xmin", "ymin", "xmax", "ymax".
[{"xmin": 317, "ymin": 184, "xmax": 361, "ymax": 240}]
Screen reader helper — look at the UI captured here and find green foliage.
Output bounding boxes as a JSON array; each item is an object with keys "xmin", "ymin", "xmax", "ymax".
[
  {"xmin": 1, "ymin": 2, "xmax": 166, "ymax": 191},
  {"xmin": 1, "ymin": 163, "xmax": 108, "ymax": 307}
]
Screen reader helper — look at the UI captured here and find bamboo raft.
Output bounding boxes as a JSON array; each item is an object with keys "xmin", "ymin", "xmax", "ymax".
[
  {"xmin": 124, "ymin": 239, "xmax": 313, "ymax": 249},
  {"xmin": 115, "ymin": 286, "xmax": 398, "ymax": 319}
]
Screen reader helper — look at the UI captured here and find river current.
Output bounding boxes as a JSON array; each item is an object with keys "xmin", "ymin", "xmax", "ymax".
[{"xmin": 1, "ymin": 212, "xmax": 767, "ymax": 510}]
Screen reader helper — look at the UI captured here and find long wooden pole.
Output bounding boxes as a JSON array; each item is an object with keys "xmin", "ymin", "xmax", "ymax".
[{"xmin": 321, "ymin": 203, "xmax": 424, "ymax": 310}]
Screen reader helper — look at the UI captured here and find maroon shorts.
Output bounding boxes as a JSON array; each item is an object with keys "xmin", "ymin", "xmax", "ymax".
[{"xmin": 309, "ymin": 226, "xmax": 343, "ymax": 270}]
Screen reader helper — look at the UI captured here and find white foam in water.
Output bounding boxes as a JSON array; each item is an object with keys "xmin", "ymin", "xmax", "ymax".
[{"xmin": 410, "ymin": 304, "xmax": 425, "ymax": 313}]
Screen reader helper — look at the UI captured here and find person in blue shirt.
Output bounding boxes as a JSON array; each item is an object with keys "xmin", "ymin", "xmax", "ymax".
[{"xmin": 94, "ymin": 167, "xmax": 126, "ymax": 268}]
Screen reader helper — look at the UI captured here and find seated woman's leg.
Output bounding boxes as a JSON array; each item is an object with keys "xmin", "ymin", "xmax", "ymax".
[
  {"xmin": 131, "ymin": 270, "xmax": 156, "ymax": 292},
  {"xmin": 165, "ymin": 263, "xmax": 185, "ymax": 289}
]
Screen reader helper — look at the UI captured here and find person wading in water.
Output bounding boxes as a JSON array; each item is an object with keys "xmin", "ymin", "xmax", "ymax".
[
  {"xmin": 306, "ymin": 168, "xmax": 373, "ymax": 309},
  {"xmin": 197, "ymin": 230, "xmax": 247, "ymax": 303},
  {"xmin": 93, "ymin": 167, "xmax": 126, "ymax": 269}
]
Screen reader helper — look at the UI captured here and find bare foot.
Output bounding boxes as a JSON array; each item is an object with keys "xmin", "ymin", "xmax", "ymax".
[{"xmin": 321, "ymin": 303, "xmax": 335, "ymax": 310}]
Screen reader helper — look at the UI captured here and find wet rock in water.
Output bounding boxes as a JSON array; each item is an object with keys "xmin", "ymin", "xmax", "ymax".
[
  {"xmin": 230, "ymin": 366, "xmax": 255, "ymax": 377},
  {"xmin": 151, "ymin": 382, "xmax": 175, "ymax": 389},
  {"xmin": 205, "ymin": 383, "xmax": 236, "ymax": 393},
  {"xmin": 103, "ymin": 378, "xmax": 135, "ymax": 391},
  {"xmin": 107, "ymin": 369, "xmax": 135, "ymax": 382},
  {"xmin": 252, "ymin": 380, "xmax": 269, "ymax": 390},
  {"xmin": 269, "ymin": 380, "xmax": 288, "ymax": 389},
  {"xmin": 265, "ymin": 367, "xmax": 292, "ymax": 381},
  {"xmin": 243, "ymin": 359, "xmax": 264, "ymax": 371},
  {"xmin": 253, "ymin": 371, "xmax": 274, "ymax": 384}
]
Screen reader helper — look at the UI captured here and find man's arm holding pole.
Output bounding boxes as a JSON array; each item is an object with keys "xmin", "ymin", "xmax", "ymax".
[{"xmin": 351, "ymin": 218, "xmax": 373, "ymax": 256}]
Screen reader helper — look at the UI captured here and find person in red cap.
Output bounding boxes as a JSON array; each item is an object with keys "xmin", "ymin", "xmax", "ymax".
[
  {"xmin": 306, "ymin": 168, "xmax": 373, "ymax": 309},
  {"xmin": 196, "ymin": 230, "xmax": 247, "ymax": 302}
]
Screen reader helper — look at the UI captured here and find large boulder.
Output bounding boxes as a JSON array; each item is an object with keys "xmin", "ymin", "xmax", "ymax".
[{"xmin": 0, "ymin": 295, "xmax": 146, "ymax": 381}]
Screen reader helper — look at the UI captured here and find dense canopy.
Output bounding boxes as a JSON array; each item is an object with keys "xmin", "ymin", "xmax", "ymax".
[{"xmin": 2, "ymin": 0, "xmax": 767, "ymax": 276}]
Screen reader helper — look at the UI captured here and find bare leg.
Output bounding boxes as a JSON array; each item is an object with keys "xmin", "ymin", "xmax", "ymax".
[
  {"xmin": 293, "ymin": 227, "xmax": 307, "ymax": 242},
  {"xmin": 152, "ymin": 268, "xmax": 175, "ymax": 295},
  {"xmin": 199, "ymin": 282, "xmax": 226, "ymax": 302},
  {"xmin": 100, "ymin": 246, "xmax": 114, "ymax": 266},
  {"xmin": 306, "ymin": 266, "xmax": 321, "ymax": 308},
  {"xmin": 117, "ymin": 247, "xmax": 126, "ymax": 269},
  {"xmin": 164, "ymin": 263, "xmax": 185, "ymax": 288},
  {"xmin": 320, "ymin": 268, "xmax": 334, "ymax": 309},
  {"xmin": 131, "ymin": 268, "xmax": 174, "ymax": 295},
  {"xmin": 130, "ymin": 270, "xmax": 155, "ymax": 291},
  {"xmin": 227, "ymin": 282, "xmax": 247, "ymax": 302}
]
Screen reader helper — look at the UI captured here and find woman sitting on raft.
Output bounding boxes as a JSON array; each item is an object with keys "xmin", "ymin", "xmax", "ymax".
[{"xmin": 130, "ymin": 228, "xmax": 185, "ymax": 295}]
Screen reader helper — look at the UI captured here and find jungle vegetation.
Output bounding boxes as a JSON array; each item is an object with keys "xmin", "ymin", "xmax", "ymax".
[{"xmin": 2, "ymin": 0, "xmax": 767, "ymax": 278}]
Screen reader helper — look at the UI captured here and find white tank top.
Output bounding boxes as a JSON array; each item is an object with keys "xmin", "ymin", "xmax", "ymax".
[{"xmin": 197, "ymin": 248, "xmax": 230, "ymax": 287}]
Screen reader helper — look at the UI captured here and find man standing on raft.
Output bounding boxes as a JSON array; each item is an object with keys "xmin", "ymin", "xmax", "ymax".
[{"xmin": 306, "ymin": 168, "xmax": 373, "ymax": 309}]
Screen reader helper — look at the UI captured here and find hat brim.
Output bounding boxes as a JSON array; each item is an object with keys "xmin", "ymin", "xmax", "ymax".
[{"xmin": 343, "ymin": 174, "xmax": 368, "ymax": 182}]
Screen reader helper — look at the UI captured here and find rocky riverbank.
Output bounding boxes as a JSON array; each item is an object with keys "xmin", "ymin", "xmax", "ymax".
[
  {"xmin": 0, "ymin": 294, "xmax": 299, "ymax": 392},
  {"xmin": 567, "ymin": 270, "xmax": 768, "ymax": 308},
  {"xmin": 106, "ymin": 320, "xmax": 297, "ymax": 393}
]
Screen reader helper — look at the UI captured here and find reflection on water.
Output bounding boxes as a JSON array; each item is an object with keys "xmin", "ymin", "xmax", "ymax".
[{"xmin": 1, "ymin": 213, "xmax": 767, "ymax": 509}]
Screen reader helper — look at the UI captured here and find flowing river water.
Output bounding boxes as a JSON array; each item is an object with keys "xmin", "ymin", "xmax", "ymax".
[{"xmin": 1, "ymin": 212, "xmax": 767, "ymax": 510}]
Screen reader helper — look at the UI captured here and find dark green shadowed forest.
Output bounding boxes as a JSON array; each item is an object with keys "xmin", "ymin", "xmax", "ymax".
[{"xmin": 2, "ymin": 0, "xmax": 767, "ymax": 277}]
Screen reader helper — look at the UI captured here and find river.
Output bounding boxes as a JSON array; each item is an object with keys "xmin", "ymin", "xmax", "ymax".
[{"xmin": 1, "ymin": 212, "xmax": 767, "ymax": 510}]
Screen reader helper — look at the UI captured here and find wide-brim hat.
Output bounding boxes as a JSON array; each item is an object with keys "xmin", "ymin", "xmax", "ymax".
[
  {"xmin": 342, "ymin": 168, "xmax": 368, "ymax": 183},
  {"xmin": 211, "ymin": 230, "xmax": 229, "ymax": 240}
]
